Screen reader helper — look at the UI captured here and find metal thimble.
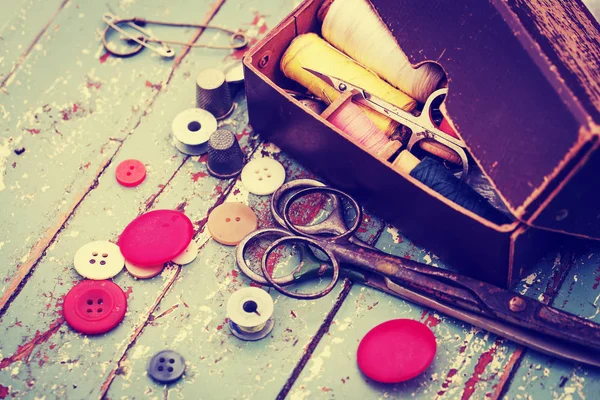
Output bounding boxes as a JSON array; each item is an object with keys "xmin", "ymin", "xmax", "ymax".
[
  {"xmin": 196, "ymin": 68, "xmax": 234, "ymax": 120},
  {"xmin": 206, "ymin": 129, "xmax": 245, "ymax": 179}
]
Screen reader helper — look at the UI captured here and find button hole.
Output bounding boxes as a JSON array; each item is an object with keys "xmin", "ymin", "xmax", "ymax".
[
  {"xmin": 92, "ymin": 252, "xmax": 98, "ymax": 256},
  {"xmin": 263, "ymin": 167, "xmax": 268, "ymax": 171},
  {"xmin": 162, "ymin": 223, "xmax": 170, "ymax": 228},
  {"xmin": 87, "ymin": 299, "xmax": 93, "ymax": 305},
  {"xmin": 100, "ymin": 260, "xmax": 106, "ymax": 265},
  {"xmin": 126, "ymin": 172, "xmax": 131, "ymax": 176},
  {"xmin": 98, "ymin": 299, "xmax": 103, "ymax": 305},
  {"xmin": 102, "ymin": 253, "xmax": 108, "ymax": 258},
  {"xmin": 235, "ymin": 217, "xmax": 241, "ymax": 222},
  {"xmin": 129, "ymin": 165, "xmax": 134, "ymax": 170},
  {"xmin": 97, "ymin": 308, "xmax": 103, "ymax": 313},
  {"xmin": 225, "ymin": 218, "xmax": 231, "ymax": 222},
  {"xmin": 169, "ymin": 359, "xmax": 175, "ymax": 363},
  {"xmin": 267, "ymin": 174, "xmax": 272, "ymax": 178},
  {"xmin": 159, "ymin": 358, "xmax": 165, "ymax": 363},
  {"xmin": 254, "ymin": 170, "xmax": 259, "ymax": 174},
  {"xmin": 167, "ymin": 367, "xmax": 174, "ymax": 372},
  {"xmin": 258, "ymin": 177, "xmax": 263, "ymax": 181},
  {"xmin": 89, "ymin": 259, "xmax": 96, "ymax": 264},
  {"xmin": 158, "ymin": 366, "xmax": 164, "ymax": 371},
  {"xmin": 87, "ymin": 309, "xmax": 92, "ymax": 313}
]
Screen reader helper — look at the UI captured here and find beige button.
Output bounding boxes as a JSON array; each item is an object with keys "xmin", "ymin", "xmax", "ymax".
[
  {"xmin": 171, "ymin": 242, "xmax": 198, "ymax": 265},
  {"xmin": 207, "ymin": 202, "xmax": 258, "ymax": 246},
  {"xmin": 74, "ymin": 241, "xmax": 124, "ymax": 280},
  {"xmin": 125, "ymin": 260, "xmax": 165, "ymax": 279}
]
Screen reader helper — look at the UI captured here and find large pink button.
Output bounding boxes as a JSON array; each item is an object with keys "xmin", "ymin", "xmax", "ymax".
[
  {"xmin": 357, "ymin": 319, "xmax": 437, "ymax": 383},
  {"xmin": 119, "ymin": 210, "xmax": 193, "ymax": 266}
]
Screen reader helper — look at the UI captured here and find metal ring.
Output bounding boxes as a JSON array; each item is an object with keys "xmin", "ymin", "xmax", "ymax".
[
  {"xmin": 236, "ymin": 228, "xmax": 293, "ymax": 285},
  {"xmin": 270, "ymin": 179, "xmax": 326, "ymax": 228},
  {"xmin": 261, "ymin": 236, "xmax": 340, "ymax": 300},
  {"xmin": 230, "ymin": 31, "xmax": 249, "ymax": 49},
  {"xmin": 282, "ymin": 187, "xmax": 362, "ymax": 242},
  {"xmin": 101, "ymin": 21, "xmax": 145, "ymax": 57}
]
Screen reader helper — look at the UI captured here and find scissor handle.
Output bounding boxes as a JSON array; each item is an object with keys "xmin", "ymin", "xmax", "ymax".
[
  {"xmin": 261, "ymin": 236, "xmax": 341, "ymax": 300},
  {"xmin": 282, "ymin": 186, "xmax": 362, "ymax": 242}
]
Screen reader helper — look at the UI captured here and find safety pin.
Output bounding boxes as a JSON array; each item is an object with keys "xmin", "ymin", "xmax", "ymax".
[
  {"xmin": 102, "ymin": 13, "xmax": 175, "ymax": 58},
  {"xmin": 101, "ymin": 12, "xmax": 249, "ymax": 58}
]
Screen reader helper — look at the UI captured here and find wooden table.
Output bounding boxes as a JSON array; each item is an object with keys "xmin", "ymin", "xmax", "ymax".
[{"xmin": 1, "ymin": 1, "xmax": 599, "ymax": 398}]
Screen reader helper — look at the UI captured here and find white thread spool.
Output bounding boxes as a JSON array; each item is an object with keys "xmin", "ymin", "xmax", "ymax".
[
  {"xmin": 172, "ymin": 108, "xmax": 218, "ymax": 156},
  {"xmin": 321, "ymin": 0, "xmax": 445, "ymax": 102},
  {"xmin": 227, "ymin": 287, "xmax": 274, "ymax": 341}
]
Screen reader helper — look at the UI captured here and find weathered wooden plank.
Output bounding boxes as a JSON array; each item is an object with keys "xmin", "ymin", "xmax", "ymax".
[
  {"xmin": 0, "ymin": 0, "xmax": 67, "ymax": 87},
  {"xmin": 285, "ymin": 226, "xmax": 578, "ymax": 400},
  {"xmin": 0, "ymin": 0, "xmax": 226, "ymax": 309},
  {"xmin": 500, "ymin": 247, "xmax": 600, "ymax": 400}
]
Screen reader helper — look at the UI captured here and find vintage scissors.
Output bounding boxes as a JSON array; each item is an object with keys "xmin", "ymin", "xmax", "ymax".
[
  {"xmin": 303, "ymin": 67, "xmax": 470, "ymax": 178},
  {"xmin": 101, "ymin": 12, "xmax": 248, "ymax": 58},
  {"xmin": 236, "ymin": 179, "xmax": 600, "ymax": 367}
]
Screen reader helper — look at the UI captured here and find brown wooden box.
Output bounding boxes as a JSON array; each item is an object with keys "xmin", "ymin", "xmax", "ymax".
[{"xmin": 242, "ymin": 0, "xmax": 600, "ymax": 287}]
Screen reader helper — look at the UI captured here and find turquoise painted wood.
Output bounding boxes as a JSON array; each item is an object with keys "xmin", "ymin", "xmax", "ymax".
[{"xmin": 1, "ymin": 1, "xmax": 600, "ymax": 399}]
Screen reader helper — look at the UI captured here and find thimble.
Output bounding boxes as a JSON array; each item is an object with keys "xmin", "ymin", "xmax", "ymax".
[
  {"xmin": 206, "ymin": 129, "xmax": 245, "ymax": 179},
  {"xmin": 196, "ymin": 68, "xmax": 234, "ymax": 120}
]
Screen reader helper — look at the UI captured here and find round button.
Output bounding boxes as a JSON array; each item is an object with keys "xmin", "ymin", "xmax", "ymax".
[
  {"xmin": 357, "ymin": 319, "xmax": 436, "ymax": 383},
  {"xmin": 148, "ymin": 350, "xmax": 186, "ymax": 384},
  {"xmin": 171, "ymin": 242, "xmax": 198, "ymax": 265},
  {"xmin": 119, "ymin": 210, "xmax": 193, "ymax": 266},
  {"xmin": 74, "ymin": 241, "xmax": 125, "ymax": 280},
  {"xmin": 241, "ymin": 158, "xmax": 286, "ymax": 196},
  {"xmin": 116, "ymin": 159, "xmax": 146, "ymax": 187},
  {"xmin": 207, "ymin": 202, "xmax": 258, "ymax": 246},
  {"xmin": 63, "ymin": 280, "xmax": 127, "ymax": 335},
  {"xmin": 125, "ymin": 260, "xmax": 165, "ymax": 279}
]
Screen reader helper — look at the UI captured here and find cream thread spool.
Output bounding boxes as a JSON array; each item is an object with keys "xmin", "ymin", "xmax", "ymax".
[
  {"xmin": 227, "ymin": 287, "xmax": 274, "ymax": 341},
  {"xmin": 320, "ymin": 0, "xmax": 445, "ymax": 103},
  {"xmin": 172, "ymin": 108, "xmax": 218, "ymax": 156},
  {"xmin": 196, "ymin": 68, "xmax": 235, "ymax": 120}
]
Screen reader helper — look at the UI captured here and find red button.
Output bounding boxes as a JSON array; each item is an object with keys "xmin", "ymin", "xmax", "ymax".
[
  {"xmin": 118, "ymin": 210, "xmax": 193, "ymax": 266},
  {"xmin": 116, "ymin": 159, "xmax": 146, "ymax": 187},
  {"xmin": 357, "ymin": 319, "xmax": 436, "ymax": 383},
  {"xmin": 63, "ymin": 280, "xmax": 127, "ymax": 335}
]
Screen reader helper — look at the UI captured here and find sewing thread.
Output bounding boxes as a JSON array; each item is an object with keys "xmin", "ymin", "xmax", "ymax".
[
  {"xmin": 281, "ymin": 33, "xmax": 416, "ymax": 136},
  {"xmin": 328, "ymin": 100, "xmax": 389, "ymax": 154},
  {"xmin": 320, "ymin": 0, "xmax": 445, "ymax": 103}
]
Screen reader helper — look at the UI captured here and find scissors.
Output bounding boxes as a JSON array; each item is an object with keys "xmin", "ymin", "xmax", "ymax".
[
  {"xmin": 303, "ymin": 67, "xmax": 470, "ymax": 179},
  {"xmin": 101, "ymin": 13, "xmax": 248, "ymax": 58},
  {"xmin": 236, "ymin": 179, "xmax": 600, "ymax": 367}
]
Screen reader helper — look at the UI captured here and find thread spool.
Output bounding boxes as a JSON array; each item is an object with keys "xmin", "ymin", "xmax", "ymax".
[
  {"xmin": 227, "ymin": 287, "xmax": 274, "ymax": 341},
  {"xmin": 172, "ymin": 108, "xmax": 218, "ymax": 156},
  {"xmin": 196, "ymin": 68, "xmax": 235, "ymax": 120},
  {"xmin": 393, "ymin": 151, "xmax": 511, "ymax": 225},
  {"xmin": 319, "ymin": 0, "xmax": 445, "ymax": 103},
  {"xmin": 327, "ymin": 100, "xmax": 389, "ymax": 154},
  {"xmin": 281, "ymin": 33, "xmax": 416, "ymax": 136}
]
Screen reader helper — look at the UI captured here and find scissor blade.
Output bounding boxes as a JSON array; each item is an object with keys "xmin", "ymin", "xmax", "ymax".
[
  {"xmin": 303, "ymin": 67, "xmax": 336, "ymax": 89},
  {"xmin": 374, "ymin": 277, "xmax": 600, "ymax": 368}
]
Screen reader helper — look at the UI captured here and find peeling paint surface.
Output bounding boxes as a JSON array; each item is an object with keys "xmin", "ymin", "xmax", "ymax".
[{"xmin": 1, "ymin": 0, "xmax": 600, "ymax": 399}]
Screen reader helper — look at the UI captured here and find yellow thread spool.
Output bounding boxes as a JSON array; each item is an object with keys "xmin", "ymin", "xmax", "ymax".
[{"xmin": 281, "ymin": 33, "xmax": 416, "ymax": 136}]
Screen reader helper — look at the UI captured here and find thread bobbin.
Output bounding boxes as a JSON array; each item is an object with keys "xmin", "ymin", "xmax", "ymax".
[
  {"xmin": 227, "ymin": 287, "xmax": 274, "ymax": 341},
  {"xmin": 172, "ymin": 108, "xmax": 218, "ymax": 156}
]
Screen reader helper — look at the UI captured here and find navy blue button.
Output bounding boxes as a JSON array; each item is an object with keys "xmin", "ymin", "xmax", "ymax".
[{"xmin": 147, "ymin": 350, "xmax": 186, "ymax": 383}]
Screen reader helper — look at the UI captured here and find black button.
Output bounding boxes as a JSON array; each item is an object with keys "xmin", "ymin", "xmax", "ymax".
[{"xmin": 147, "ymin": 350, "xmax": 186, "ymax": 383}]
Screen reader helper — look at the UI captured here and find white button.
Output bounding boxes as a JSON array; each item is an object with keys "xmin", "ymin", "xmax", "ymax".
[
  {"xmin": 74, "ymin": 241, "xmax": 124, "ymax": 280},
  {"xmin": 125, "ymin": 260, "xmax": 165, "ymax": 279},
  {"xmin": 171, "ymin": 242, "xmax": 198, "ymax": 265},
  {"xmin": 241, "ymin": 158, "xmax": 286, "ymax": 196}
]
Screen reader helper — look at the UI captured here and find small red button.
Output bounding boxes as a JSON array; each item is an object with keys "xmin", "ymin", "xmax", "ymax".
[
  {"xmin": 118, "ymin": 210, "xmax": 193, "ymax": 266},
  {"xmin": 63, "ymin": 280, "xmax": 127, "ymax": 335},
  {"xmin": 116, "ymin": 159, "xmax": 146, "ymax": 187},
  {"xmin": 357, "ymin": 319, "xmax": 436, "ymax": 383}
]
